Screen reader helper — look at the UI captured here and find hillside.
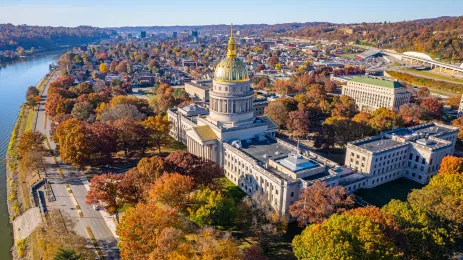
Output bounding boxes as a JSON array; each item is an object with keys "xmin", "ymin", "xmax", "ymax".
[
  {"xmin": 284, "ymin": 16, "xmax": 463, "ymax": 62},
  {"xmin": 0, "ymin": 24, "xmax": 116, "ymax": 52}
]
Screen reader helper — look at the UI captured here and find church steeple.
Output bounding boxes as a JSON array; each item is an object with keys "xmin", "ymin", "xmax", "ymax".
[{"xmin": 226, "ymin": 24, "xmax": 237, "ymax": 58}]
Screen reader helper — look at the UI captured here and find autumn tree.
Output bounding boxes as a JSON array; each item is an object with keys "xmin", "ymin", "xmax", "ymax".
[
  {"xmin": 88, "ymin": 121, "xmax": 117, "ymax": 164},
  {"xmin": 446, "ymin": 95, "xmax": 461, "ymax": 110},
  {"xmin": 55, "ymin": 118, "xmax": 114, "ymax": 167},
  {"xmin": 437, "ymin": 156, "xmax": 463, "ymax": 175},
  {"xmin": 71, "ymin": 101, "xmax": 94, "ymax": 121},
  {"xmin": 116, "ymin": 60, "xmax": 127, "ymax": 74},
  {"xmin": 116, "ymin": 202, "xmax": 186, "ymax": 259},
  {"xmin": 86, "ymin": 173, "xmax": 125, "ymax": 222},
  {"xmin": 237, "ymin": 193, "xmax": 287, "ymax": 251},
  {"xmin": 352, "ymin": 111, "xmax": 374, "ymax": 136},
  {"xmin": 323, "ymin": 116, "xmax": 365, "ymax": 147},
  {"xmin": 331, "ymin": 95, "xmax": 358, "ymax": 118},
  {"xmin": 370, "ymin": 107, "xmax": 404, "ymax": 132},
  {"xmin": 149, "ymin": 173, "xmax": 195, "ymax": 211},
  {"xmin": 150, "ymin": 84, "xmax": 176, "ymax": 113},
  {"xmin": 292, "ymin": 214, "xmax": 399, "ymax": 260},
  {"xmin": 167, "ymin": 227, "xmax": 242, "ymax": 260},
  {"xmin": 314, "ymin": 124, "xmax": 335, "ymax": 149},
  {"xmin": 323, "ymin": 79, "xmax": 337, "ymax": 93},
  {"xmin": 32, "ymin": 210, "xmax": 93, "ymax": 260},
  {"xmin": 137, "ymin": 155, "xmax": 166, "ymax": 180},
  {"xmin": 109, "ymin": 95, "xmax": 151, "ymax": 115},
  {"xmin": 101, "ymin": 104, "xmax": 146, "ymax": 122},
  {"xmin": 165, "ymin": 151, "xmax": 223, "ymax": 186},
  {"xmin": 417, "ymin": 87, "xmax": 430, "ymax": 99},
  {"xmin": 113, "ymin": 118, "xmax": 148, "ymax": 159},
  {"xmin": 343, "ymin": 206, "xmax": 400, "ymax": 240},
  {"xmin": 265, "ymin": 101, "xmax": 289, "ymax": 128},
  {"xmin": 142, "ymin": 115, "xmax": 172, "ymax": 154},
  {"xmin": 117, "ymin": 169, "xmax": 147, "ymax": 205},
  {"xmin": 243, "ymin": 246, "xmax": 267, "ymax": 260},
  {"xmin": 399, "ymin": 103, "xmax": 422, "ymax": 126},
  {"xmin": 289, "ymin": 181, "xmax": 354, "ymax": 226},
  {"xmin": 25, "ymin": 86, "xmax": 41, "ymax": 108},
  {"xmin": 286, "ymin": 110, "xmax": 311, "ymax": 138},
  {"xmin": 99, "ymin": 63, "xmax": 108, "ymax": 74},
  {"xmin": 17, "ymin": 131, "xmax": 47, "ymax": 179},
  {"xmin": 451, "ymin": 117, "xmax": 463, "ymax": 143},
  {"xmin": 420, "ymin": 97, "xmax": 443, "ymax": 120},
  {"xmin": 17, "ymin": 131, "xmax": 46, "ymax": 158}
]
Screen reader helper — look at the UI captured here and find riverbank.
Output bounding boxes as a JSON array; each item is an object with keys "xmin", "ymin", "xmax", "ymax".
[
  {"xmin": 0, "ymin": 46, "xmax": 76, "ymax": 66},
  {"xmin": 5, "ymin": 71, "xmax": 54, "ymax": 259}
]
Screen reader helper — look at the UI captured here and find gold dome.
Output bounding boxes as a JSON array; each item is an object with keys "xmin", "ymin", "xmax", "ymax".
[{"xmin": 213, "ymin": 24, "xmax": 249, "ymax": 82}]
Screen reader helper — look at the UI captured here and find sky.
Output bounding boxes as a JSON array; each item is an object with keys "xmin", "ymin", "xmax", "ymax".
[{"xmin": 0, "ymin": 0, "xmax": 462, "ymax": 27}]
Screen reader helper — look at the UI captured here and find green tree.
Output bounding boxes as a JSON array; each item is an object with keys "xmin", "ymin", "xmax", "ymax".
[
  {"xmin": 188, "ymin": 187, "xmax": 237, "ymax": 227},
  {"xmin": 408, "ymin": 174, "xmax": 463, "ymax": 226},
  {"xmin": 54, "ymin": 248, "xmax": 81, "ymax": 260},
  {"xmin": 382, "ymin": 200, "xmax": 454, "ymax": 259}
]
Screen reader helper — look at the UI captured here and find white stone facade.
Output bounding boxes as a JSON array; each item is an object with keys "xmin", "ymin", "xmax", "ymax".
[
  {"xmin": 342, "ymin": 77, "xmax": 411, "ymax": 111},
  {"xmin": 345, "ymin": 122, "xmax": 458, "ymax": 185}
]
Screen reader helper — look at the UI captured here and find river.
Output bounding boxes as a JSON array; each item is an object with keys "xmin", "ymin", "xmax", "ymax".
[{"xmin": 0, "ymin": 52, "xmax": 61, "ymax": 259}]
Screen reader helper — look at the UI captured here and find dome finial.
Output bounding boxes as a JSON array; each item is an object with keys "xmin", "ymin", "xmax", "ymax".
[{"xmin": 227, "ymin": 23, "xmax": 237, "ymax": 58}]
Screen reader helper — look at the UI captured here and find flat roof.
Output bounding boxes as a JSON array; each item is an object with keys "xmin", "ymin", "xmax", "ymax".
[
  {"xmin": 355, "ymin": 137, "xmax": 404, "ymax": 153},
  {"xmin": 350, "ymin": 76, "xmax": 405, "ymax": 89},
  {"xmin": 185, "ymin": 81, "xmax": 212, "ymax": 90},
  {"xmin": 240, "ymin": 139, "xmax": 292, "ymax": 165},
  {"xmin": 412, "ymin": 123, "xmax": 455, "ymax": 135}
]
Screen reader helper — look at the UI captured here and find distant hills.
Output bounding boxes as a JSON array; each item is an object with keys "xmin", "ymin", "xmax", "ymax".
[
  {"xmin": 0, "ymin": 25, "xmax": 116, "ymax": 52},
  {"xmin": 284, "ymin": 16, "xmax": 462, "ymax": 62},
  {"xmin": 108, "ymin": 22, "xmax": 330, "ymax": 34},
  {"xmin": 1, "ymin": 16, "xmax": 461, "ymax": 62}
]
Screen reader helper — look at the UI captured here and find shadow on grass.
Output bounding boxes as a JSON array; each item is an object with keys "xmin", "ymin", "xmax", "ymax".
[{"xmin": 355, "ymin": 177, "xmax": 424, "ymax": 207}]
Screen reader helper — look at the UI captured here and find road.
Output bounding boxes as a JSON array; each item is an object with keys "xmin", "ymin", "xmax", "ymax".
[{"xmin": 35, "ymin": 71, "xmax": 120, "ymax": 259}]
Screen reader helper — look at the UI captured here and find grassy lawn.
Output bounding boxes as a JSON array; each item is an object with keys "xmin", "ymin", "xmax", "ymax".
[
  {"xmin": 25, "ymin": 108, "xmax": 36, "ymax": 131},
  {"xmin": 355, "ymin": 177, "xmax": 424, "ymax": 207},
  {"xmin": 401, "ymin": 68, "xmax": 463, "ymax": 85},
  {"xmin": 216, "ymin": 177, "xmax": 246, "ymax": 203},
  {"xmin": 429, "ymin": 88, "xmax": 459, "ymax": 97}
]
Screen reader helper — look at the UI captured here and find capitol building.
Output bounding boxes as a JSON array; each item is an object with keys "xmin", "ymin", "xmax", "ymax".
[{"xmin": 168, "ymin": 27, "xmax": 458, "ymax": 216}]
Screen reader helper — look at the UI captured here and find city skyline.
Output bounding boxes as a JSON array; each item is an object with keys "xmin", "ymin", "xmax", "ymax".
[{"xmin": 0, "ymin": 0, "xmax": 462, "ymax": 27}]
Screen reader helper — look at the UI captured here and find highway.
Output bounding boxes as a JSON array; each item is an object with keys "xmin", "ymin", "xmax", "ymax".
[{"xmin": 34, "ymin": 71, "xmax": 120, "ymax": 259}]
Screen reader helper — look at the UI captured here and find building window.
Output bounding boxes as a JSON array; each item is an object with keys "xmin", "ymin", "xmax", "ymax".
[{"xmin": 290, "ymin": 192, "xmax": 294, "ymax": 197}]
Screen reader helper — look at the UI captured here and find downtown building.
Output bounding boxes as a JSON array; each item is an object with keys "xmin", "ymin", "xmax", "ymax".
[{"xmin": 342, "ymin": 77, "xmax": 411, "ymax": 111}]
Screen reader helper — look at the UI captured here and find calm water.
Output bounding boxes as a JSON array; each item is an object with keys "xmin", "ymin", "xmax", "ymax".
[{"xmin": 0, "ymin": 52, "xmax": 61, "ymax": 259}]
